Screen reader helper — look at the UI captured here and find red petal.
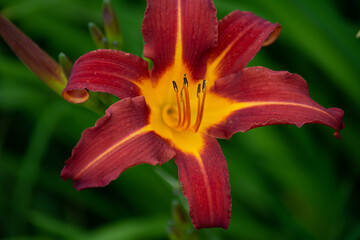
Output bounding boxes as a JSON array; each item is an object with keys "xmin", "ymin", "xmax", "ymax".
[
  {"xmin": 63, "ymin": 49, "xmax": 149, "ymax": 103},
  {"xmin": 61, "ymin": 96, "xmax": 175, "ymax": 190},
  {"xmin": 206, "ymin": 11, "xmax": 280, "ymax": 79},
  {"xmin": 142, "ymin": 0, "xmax": 217, "ymax": 81},
  {"xmin": 207, "ymin": 67, "xmax": 345, "ymax": 139},
  {"xmin": 174, "ymin": 135, "xmax": 231, "ymax": 229}
]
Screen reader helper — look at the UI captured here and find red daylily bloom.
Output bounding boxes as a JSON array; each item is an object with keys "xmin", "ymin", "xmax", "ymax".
[{"xmin": 61, "ymin": 0, "xmax": 344, "ymax": 229}]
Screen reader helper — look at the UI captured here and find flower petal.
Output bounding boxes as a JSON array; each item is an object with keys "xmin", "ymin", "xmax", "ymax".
[
  {"xmin": 61, "ymin": 96, "xmax": 175, "ymax": 190},
  {"xmin": 174, "ymin": 135, "xmax": 231, "ymax": 230},
  {"xmin": 63, "ymin": 49, "xmax": 149, "ymax": 103},
  {"xmin": 205, "ymin": 11, "xmax": 281, "ymax": 81},
  {"xmin": 142, "ymin": 0, "xmax": 217, "ymax": 81},
  {"xmin": 206, "ymin": 67, "xmax": 344, "ymax": 139}
]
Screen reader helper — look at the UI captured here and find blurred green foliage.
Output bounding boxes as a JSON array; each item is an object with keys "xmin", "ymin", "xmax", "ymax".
[{"xmin": 0, "ymin": 0, "xmax": 359, "ymax": 239}]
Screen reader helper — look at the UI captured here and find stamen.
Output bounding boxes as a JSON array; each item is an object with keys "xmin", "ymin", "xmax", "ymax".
[
  {"xmin": 171, "ymin": 75, "xmax": 206, "ymax": 132},
  {"xmin": 183, "ymin": 74, "xmax": 191, "ymax": 129},
  {"xmin": 197, "ymin": 83, "xmax": 201, "ymax": 98},
  {"xmin": 172, "ymin": 81, "xmax": 178, "ymax": 92},
  {"xmin": 194, "ymin": 83, "xmax": 201, "ymax": 130},
  {"xmin": 183, "ymin": 73, "xmax": 188, "ymax": 87},
  {"xmin": 180, "ymin": 88, "xmax": 186, "ymax": 127},
  {"xmin": 172, "ymin": 81, "xmax": 182, "ymax": 127},
  {"xmin": 193, "ymin": 80, "xmax": 207, "ymax": 132}
]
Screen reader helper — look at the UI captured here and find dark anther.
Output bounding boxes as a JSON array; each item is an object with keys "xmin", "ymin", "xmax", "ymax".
[
  {"xmin": 202, "ymin": 80, "xmax": 207, "ymax": 92},
  {"xmin": 183, "ymin": 74, "xmax": 188, "ymax": 87},
  {"xmin": 197, "ymin": 83, "xmax": 201, "ymax": 97},
  {"xmin": 172, "ymin": 81, "xmax": 178, "ymax": 92}
]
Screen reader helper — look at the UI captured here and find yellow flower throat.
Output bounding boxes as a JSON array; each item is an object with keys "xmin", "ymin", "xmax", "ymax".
[{"xmin": 138, "ymin": 71, "xmax": 209, "ymax": 153}]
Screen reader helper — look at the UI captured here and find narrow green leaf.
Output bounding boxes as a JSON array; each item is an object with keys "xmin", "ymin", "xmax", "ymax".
[
  {"xmin": 82, "ymin": 217, "xmax": 168, "ymax": 240},
  {"xmin": 10, "ymin": 102, "xmax": 68, "ymax": 235},
  {"xmin": 29, "ymin": 211, "xmax": 85, "ymax": 240}
]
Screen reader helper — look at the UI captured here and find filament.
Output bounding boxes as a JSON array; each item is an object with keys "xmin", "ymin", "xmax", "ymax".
[
  {"xmin": 171, "ymin": 76, "xmax": 206, "ymax": 132},
  {"xmin": 193, "ymin": 80, "xmax": 206, "ymax": 132},
  {"xmin": 172, "ymin": 81, "xmax": 182, "ymax": 127}
]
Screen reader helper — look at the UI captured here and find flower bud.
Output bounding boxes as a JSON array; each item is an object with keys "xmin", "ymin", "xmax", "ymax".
[
  {"xmin": 0, "ymin": 14, "xmax": 67, "ymax": 95},
  {"xmin": 102, "ymin": 0, "xmax": 122, "ymax": 49}
]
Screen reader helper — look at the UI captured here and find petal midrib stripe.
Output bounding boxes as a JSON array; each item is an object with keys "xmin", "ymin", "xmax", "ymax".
[
  {"xmin": 206, "ymin": 17, "xmax": 263, "ymax": 78},
  {"xmin": 193, "ymin": 152, "xmax": 215, "ymax": 225},
  {"xmin": 228, "ymin": 101, "xmax": 340, "ymax": 124},
  {"xmin": 74, "ymin": 126, "xmax": 151, "ymax": 179}
]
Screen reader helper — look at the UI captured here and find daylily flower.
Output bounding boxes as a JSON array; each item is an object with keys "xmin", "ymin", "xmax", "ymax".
[{"xmin": 60, "ymin": 0, "xmax": 344, "ymax": 229}]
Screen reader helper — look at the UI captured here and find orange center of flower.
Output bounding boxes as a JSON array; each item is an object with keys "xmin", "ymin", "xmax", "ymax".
[{"xmin": 162, "ymin": 74, "xmax": 207, "ymax": 132}]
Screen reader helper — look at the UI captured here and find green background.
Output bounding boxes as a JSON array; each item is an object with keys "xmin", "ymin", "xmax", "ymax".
[{"xmin": 0, "ymin": 0, "xmax": 359, "ymax": 239}]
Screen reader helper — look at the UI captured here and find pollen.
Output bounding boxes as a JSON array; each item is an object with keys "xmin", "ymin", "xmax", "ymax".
[{"xmin": 171, "ymin": 74, "xmax": 207, "ymax": 132}]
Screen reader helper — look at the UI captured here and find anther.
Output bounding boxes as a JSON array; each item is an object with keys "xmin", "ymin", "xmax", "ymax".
[
  {"xmin": 197, "ymin": 83, "xmax": 201, "ymax": 98},
  {"xmin": 172, "ymin": 81, "xmax": 178, "ymax": 92},
  {"xmin": 183, "ymin": 74, "xmax": 188, "ymax": 87},
  {"xmin": 202, "ymin": 80, "xmax": 206, "ymax": 92}
]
